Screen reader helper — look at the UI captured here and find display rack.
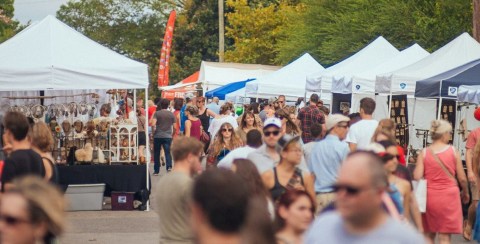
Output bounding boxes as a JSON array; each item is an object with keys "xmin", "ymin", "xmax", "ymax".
[
  {"xmin": 110, "ymin": 124, "xmax": 138, "ymax": 164},
  {"xmin": 389, "ymin": 95, "xmax": 409, "ymax": 152}
]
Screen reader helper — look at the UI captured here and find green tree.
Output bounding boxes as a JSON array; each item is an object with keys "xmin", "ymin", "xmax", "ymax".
[
  {"xmin": 169, "ymin": 0, "xmax": 220, "ymax": 83},
  {"xmin": 224, "ymin": 0, "xmax": 301, "ymax": 64},
  {"xmin": 276, "ymin": 0, "xmax": 472, "ymax": 66},
  {"xmin": 0, "ymin": 0, "xmax": 19, "ymax": 43}
]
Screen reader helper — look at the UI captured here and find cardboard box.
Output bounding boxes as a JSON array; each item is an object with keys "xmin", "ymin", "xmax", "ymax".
[
  {"xmin": 111, "ymin": 192, "xmax": 134, "ymax": 211},
  {"xmin": 65, "ymin": 184, "xmax": 105, "ymax": 211}
]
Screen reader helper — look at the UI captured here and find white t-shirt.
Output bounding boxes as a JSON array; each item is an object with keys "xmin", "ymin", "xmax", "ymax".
[
  {"xmin": 217, "ymin": 146, "xmax": 257, "ymax": 169},
  {"xmin": 346, "ymin": 119, "xmax": 378, "ymax": 150},
  {"xmin": 208, "ymin": 115, "xmax": 238, "ymax": 139}
]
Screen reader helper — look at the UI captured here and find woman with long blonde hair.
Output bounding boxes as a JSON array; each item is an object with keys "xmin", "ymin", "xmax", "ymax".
[{"xmin": 371, "ymin": 119, "xmax": 406, "ymax": 166}]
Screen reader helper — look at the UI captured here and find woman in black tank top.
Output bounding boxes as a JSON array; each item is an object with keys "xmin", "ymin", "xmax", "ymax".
[
  {"xmin": 195, "ymin": 96, "xmax": 217, "ymax": 132},
  {"xmin": 261, "ymin": 136, "xmax": 315, "ymax": 202}
]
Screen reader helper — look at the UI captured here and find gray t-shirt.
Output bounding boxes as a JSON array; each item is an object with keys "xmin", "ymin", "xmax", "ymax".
[
  {"xmin": 153, "ymin": 109, "xmax": 176, "ymax": 138},
  {"xmin": 305, "ymin": 212, "xmax": 425, "ymax": 244},
  {"xmin": 155, "ymin": 172, "xmax": 193, "ymax": 244}
]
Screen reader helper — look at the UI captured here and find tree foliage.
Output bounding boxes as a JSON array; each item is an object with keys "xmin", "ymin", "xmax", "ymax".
[
  {"xmin": 275, "ymin": 0, "xmax": 472, "ymax": 66},
  {"xmin": 169, "ymin": 0, "xmax": 220, "ymax": 83},
  {"xmin": 224, "ymin": 0, "xmax": 301, "ymax": 64},
  {"xmin": 0, "ymin": 0, "xmax": 19, "ymax": 43}
]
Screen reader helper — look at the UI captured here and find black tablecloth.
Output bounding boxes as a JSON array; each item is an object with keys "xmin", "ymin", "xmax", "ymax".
[{"xmin": 57, "ymin": 165, "xmax": 150, "ymax": 200}]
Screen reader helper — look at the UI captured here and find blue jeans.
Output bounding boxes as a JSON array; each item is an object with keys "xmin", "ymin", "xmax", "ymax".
[{"xmin": 153, "ymin": 138, "xmax": 172, "ymax": 173}]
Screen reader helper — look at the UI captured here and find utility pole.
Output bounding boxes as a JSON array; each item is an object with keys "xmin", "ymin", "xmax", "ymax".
[
  {"xmin": 218, "ymin": 0, "xmax": 225, "ymax": 62},
  {"xmin": 474, "ymin": 0, "xmax": 480, "ymax": 42}
]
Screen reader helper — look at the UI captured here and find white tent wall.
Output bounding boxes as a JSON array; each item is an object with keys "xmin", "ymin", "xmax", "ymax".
[
  {"xmin": 409, "ymin": 99, "xmax": 437, "ymax": 150},
  {"xmin": 453, "ymin": 105, "xmax": 480, "ymax": 159},
  {"xmin": 308, "ymin": 36, "xmax": 399, "ymax": 93},
  {"xmin": 352, "ymin": 44, "xmax": 429, "ymax": 94},
  {"xmin": 376, "ymin": 33, "xmax": 480, "ymax": 95},
  {"xmin": 247, "ymin": 53, "xmax": 324, "ymax": 98}
]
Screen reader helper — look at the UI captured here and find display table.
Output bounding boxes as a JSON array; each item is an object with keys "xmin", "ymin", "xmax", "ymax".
[{"xmin": 57, "ymin": 165, "xmax": 150, "ymax": 201}]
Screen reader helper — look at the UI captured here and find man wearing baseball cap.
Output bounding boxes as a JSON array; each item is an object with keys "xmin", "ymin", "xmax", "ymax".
[
  {"xmin": 247, "ymin": 117, "xmax": 283, "ymax": 174},
  {"xmin": 308, "ymin": 114, "xmax": 350, "ymax": 213}
]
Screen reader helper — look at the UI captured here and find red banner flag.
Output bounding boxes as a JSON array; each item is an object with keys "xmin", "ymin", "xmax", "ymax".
[{"xmin": 157, "ymin": 10, "xmax": 177, "ymax": 88}]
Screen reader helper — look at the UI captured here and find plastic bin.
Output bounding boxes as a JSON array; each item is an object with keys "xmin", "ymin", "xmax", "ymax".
[{"xmin": 65, "ymin": 184, "xmax": 106, "ymax": 211}]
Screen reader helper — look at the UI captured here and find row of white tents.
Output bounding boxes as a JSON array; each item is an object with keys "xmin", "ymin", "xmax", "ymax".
[{"xmin": 192, "ymin": 32, "xmax": 480, "ymax": 156}]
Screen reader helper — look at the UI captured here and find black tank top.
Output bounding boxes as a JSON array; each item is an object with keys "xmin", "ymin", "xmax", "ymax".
[
  {"xmin": 270, "ymin": 167, "xmax": 305, "ymax": 202},
  {"xmin": 42, "ymin": 157, "xmax": 59, "ymax": 184},
  {"xmin": 197, "ymin": 108, "xmax": 210, "ymax": 132}
]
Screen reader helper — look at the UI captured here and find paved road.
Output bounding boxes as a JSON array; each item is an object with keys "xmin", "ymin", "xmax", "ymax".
[{"xmin": 59, "ymin": 164, "xmax": 472, "ymax": 244}]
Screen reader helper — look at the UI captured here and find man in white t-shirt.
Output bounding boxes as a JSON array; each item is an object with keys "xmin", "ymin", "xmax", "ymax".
[{"xmin": 346, "ymin": 97, "xmax": 378, "ymax": 151}]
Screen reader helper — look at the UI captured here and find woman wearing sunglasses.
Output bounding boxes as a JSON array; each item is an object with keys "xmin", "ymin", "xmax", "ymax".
[
  {"xmin": 206, "ymin": 122, "xmax": 243, "ymax": 167},
  {"xmin": 208, "ymin": 104, "xmax": 238, "ymax": 139},
  {"xmin": 236, "ymin": 110, "xmax": 263, "ymax": 144},
  {"xmin": 372, "ymin": 119, "xmax": 407, "ymax": 166},
  {"xmin": 261, "ymin": 135, "xmax": 315, "ymax": 203},
  {"xmin": 376, "ymin": 141, "xmax": 420, "ymax": 226},
  {"xmin": 0, "ymin": 176, "xmax": 66, "ymax": 244},
  {"xmin": 413, "ymin": 119, "xmax": 469, "ymax": 243},
  {"xmin": 275, "ymin": 189, "xmax": 315, "ymax": 244}
]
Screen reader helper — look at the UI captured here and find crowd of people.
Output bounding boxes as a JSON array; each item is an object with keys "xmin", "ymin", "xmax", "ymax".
[
  {"xmin": 0, "ymin": 91, "xmax": 479, "ymax": 243},
  {"xmin": 148, "ymin": 93, "xmax": 480, "ymax": 244}
]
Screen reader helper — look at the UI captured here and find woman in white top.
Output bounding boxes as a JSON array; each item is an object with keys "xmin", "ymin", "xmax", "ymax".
[{"xmin": 208, "ymin": 103, "xmax": 238, "ymax": 139}]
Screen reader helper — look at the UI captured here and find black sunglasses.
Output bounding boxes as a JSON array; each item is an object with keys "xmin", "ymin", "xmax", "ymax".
[
  {"xmin": 264, "ymin": 130, "xmax": 280, "ymax": 137},
  {"xmin": 222, "ymin": 128, "xmax": 233, "ymax": 132},
  {"xmin": 0, "ymin": 214, "xmax": 30, "ymax": 226},
  {"xmin": 380, "ymin": 153, "xmax": 401, "ymax": 161},
  {"xmin": 332, "ymin": 184, "xmax": 365, "ymax": 196}
]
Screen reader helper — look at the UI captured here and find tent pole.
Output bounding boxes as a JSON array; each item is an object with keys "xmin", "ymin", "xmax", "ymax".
[
  {"xmin": 145, "ymin": 87, "xmax": 150, "ymax": 211},
  {"xmin": 388, "ymin": 92, "xmax": 393, "ymax": 118},
  {"xmin": 437, "ymin": 97, "xmax": 443, "ymax": 120}
]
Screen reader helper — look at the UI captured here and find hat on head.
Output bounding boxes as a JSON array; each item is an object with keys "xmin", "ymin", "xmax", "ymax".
[
  {"xmin": 268, "ymin": 97, "xmax": 278, "ymax": 105},
  {"xmin": 326, "ymin": 114, "xmax": 350, "ymax": 131},
  {"xmin": 277, "ymin": 134, "xmax": 301, "ymax": 152},
  {"xmin": 185, "ymin": 93, "xmax": 194, "ymax": 101},
  {"xmin": 263, "ymin": 117, "xmax": 282, "ymax": 129}
]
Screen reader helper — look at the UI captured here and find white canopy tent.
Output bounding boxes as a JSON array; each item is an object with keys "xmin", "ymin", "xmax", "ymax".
[
  {"xmin": 0, "ymin": 16, "xmax": 152, "ymax": 209},
  {"xmin": 458, "ymin": 85, "xmax": 480, "ymax": 104},
  {"xmin": 306, "ymin": 36, "xmax": 399, "ymax": 96},
  {"xmin": 0, "ymin": 15, "xmax": 148, "ymax": 91},
  {"xmin": 198, "ymin": 61, "xmax": 280, "ymax": 92},
  {"xmin": 352, "ymin": 44, "xmax": 429, "ymax": 94},
  {"xmin": 245, "ymin": 53, "xmax": 324, "ymax": 99},
  {"xmin": 376, "ymin": 32, "xmax": 480, "ymax": 95}
]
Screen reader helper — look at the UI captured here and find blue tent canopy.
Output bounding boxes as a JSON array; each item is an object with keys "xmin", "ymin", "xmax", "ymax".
[
  {"xmin": 205, "ymin": 78, "xmax": 255, "ymax": 100},
  {"xmin": 415, "ymin": 59, "xmax": 480, "ymax": 98}
]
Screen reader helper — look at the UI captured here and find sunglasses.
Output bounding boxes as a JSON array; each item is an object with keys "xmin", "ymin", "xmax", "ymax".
[
  {"xmin": 0, "ymin": 214, "xmax": 30, "ymax": 226},
  {"xmin": 379, "ymin": 153, "xmax": 400, "ymax": 161},
  {"xmin": 332, "ymin": 184, "xmax": 366, "ymax": 196},
  {"xmin": 278, "ymin": 101, "xmax": 285, "ymax": 104},
  {"xmin": 264, "ymin": 130, "xmax": 280, "ymax": 137},
  {"xmin": 222, "ymin": 128, "xmax": 233, "ymax": 132},
  {"xmin": 196, "ymin": 100, "xmax": 204, "ymax": 103},
  {"xmin": 275, "ymin": 114, "xmax": 285, "ymax": 120},
  {"xmin": 337, "ymin": 123, "xmax": 349, "ymax": 128}
]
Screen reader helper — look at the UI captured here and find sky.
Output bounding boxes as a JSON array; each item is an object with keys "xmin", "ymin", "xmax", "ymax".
[{"xmin": 14, "ymin": 0, "xmax": 69, "ymax": 24}]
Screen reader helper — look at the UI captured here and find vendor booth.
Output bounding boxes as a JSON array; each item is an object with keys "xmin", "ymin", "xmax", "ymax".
[
  {"xmin": 306, "ymin": 36, "xmax": 399, "ymax": 110},
  {"xmin": 245, "ymin": 53, "xmax": 324, "ymax": 100},
  {"xmin": 0, "ymin": 16, "xmax": 151, "ymax": 210},
  {"xmin": 374, "ymin": 33, "xmax": 480, "ymax": 157},
  {"xmin": 415, "ymin": 59, "xmax": 480, "ymax": 158}
]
